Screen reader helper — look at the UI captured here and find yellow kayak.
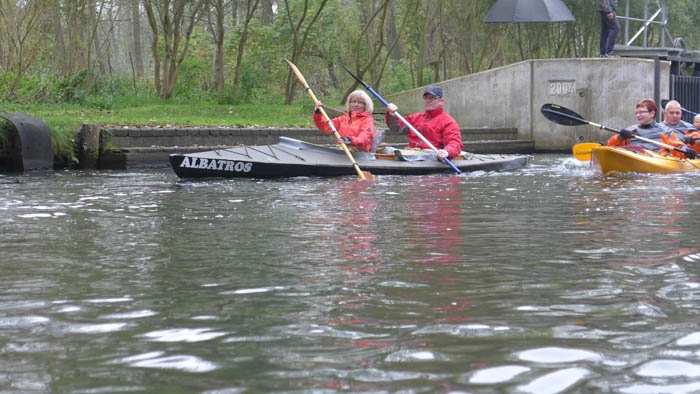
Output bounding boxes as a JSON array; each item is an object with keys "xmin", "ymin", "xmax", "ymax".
[{"xmin": 591, "ymin": 146, "xmax": 700, "ymax": 175}]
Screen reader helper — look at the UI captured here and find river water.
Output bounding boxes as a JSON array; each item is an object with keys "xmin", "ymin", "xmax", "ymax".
[{"xmin": 2, "ymin": 154, "xmax": 700, "ymax": 393}]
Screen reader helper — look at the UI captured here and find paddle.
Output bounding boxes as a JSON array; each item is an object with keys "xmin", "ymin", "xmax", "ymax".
[
  {"xmin": 285, "ymin": 59, "xmax": 373, "ymax": 181},
  {"xmin": 540, "ymin": 103, "xmax": 695, "ymax": 158},
  {"xmin": 661, "ymin": 99, "xmax": 699, "ymax": 116},
  {"xmin": 572, "ymin": 142, "xmax": 602, "ymax": 161},
  {"xmin": 341, "ymin": 65, "xmax": 464, "ymax": 176}
]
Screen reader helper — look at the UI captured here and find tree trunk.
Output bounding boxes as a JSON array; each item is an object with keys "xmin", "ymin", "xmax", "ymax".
[
  {"xmin": 283, "ymin": 0, "xmax": 329, "ymax": 104},
  {"xmin": 52, "ymin": 7, "xmax": 69, "ymax": 76},
  {"xmin": 211, "ymin": 0, "xmax": 225, "ymax": 92},
  {"xmin": 0, "ymin": 29, "xmax": 4, "ymax": 69},
  {"xmin": 385, "ymin": 1, "xmax": 400, "ymax": 60},
  {"xmin": 144, "ymin": 0, "xmax": 205, "ymax": 99},
  {"xmin": 1, "ymin": 0, "xmax": 50, "ymax": 94},
  {"xmin": 231, "ymin": 0, "xmax": 260, "ymax": 101},
  {"xmin": 131, "ymin": 0, "xmax": 144, "ymax": 79},
  {"xmin": 260, "ymin": 0, "xmax": 273, "ymax": 25},
  {"xmin": 143, "ymin": 0, "xmax": 162, "ymax": 95}
]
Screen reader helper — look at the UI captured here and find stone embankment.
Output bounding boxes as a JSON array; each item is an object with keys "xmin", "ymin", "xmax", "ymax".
[
  {"xmin": 0, "ymin": 111, "xmax": 534, "ymax": 171},
  {"xmin": 81, "ymin": 124, "xmax": 534, "ymax": 170}
]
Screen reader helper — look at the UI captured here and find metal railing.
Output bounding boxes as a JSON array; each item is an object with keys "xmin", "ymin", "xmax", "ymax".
[
  {"xmin": 671, "ymin": 75, "xmax": 700, "ymax": 122},
  {"xmin": 617, "ymin": 0, "xmax": 674, "ymax": 48}
]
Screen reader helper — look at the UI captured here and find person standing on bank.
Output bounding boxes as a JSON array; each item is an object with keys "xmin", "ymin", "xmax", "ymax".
[
  {"xmin": 598, "ymin": 0, "xmax": 620, "ymax": 57},
  {"xmin": 384, "ymin": 86, "xmax": 463, "ymax": 160},
  {"xmin": 313, "ymin": 89, "xmax": 375, "ymax": 152}
]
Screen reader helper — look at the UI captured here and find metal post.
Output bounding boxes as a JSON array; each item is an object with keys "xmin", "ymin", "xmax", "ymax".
[
  {"xmin": 654, "ymin": 56, "xmax": 660, "ymax": 121},
  {"xmin": 661, "ymin": 0, "xmax": 667, "ymax": 47},
  {"xmin": 624, "ymin": 0, "xmax": 630, "ymax": 44},
  {"xmin": 643, "ymin": 1, "xmax": 649, "ymax": 47}
]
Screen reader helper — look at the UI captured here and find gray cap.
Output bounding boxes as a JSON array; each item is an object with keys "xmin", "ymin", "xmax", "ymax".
[{"xmin": 423, "ymin": 86, "xmax": 443, "ymax": 98}]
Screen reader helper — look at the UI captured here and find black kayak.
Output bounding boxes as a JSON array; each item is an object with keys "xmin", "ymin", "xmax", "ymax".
[{"xmin": 169, "ymin": 137, "xmax": 530, "ymax": 179}]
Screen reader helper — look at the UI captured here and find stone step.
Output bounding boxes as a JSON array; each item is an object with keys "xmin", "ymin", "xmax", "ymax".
[
  {"xmin": 104, "ymin": 126, "xmax": 522, "ymax": 148},
  {"xmin": 98, "ymin": 140, "xmax": 534, "ymax": 170},
  {"xmin": 93, "ymin": 125, "xmax": 533, "ymax": 169},
  {"xmin": 381, "ymin": 128, "xmax": 519, "ymax": 143}
]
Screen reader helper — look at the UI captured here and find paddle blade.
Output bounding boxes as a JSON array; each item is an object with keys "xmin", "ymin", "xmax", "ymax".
[
  {"xmin": 360, "ymin": 171, "xmax": 375, "ymax": 181},
  {"xmin": 284, "ymin": 58, "xmax": 309, "ymax": 88},
  {"xmin": 541, "ymin": 103, "xmax": 587, "ymax": 127},
  {"xmin": 572, "ymin": 143, "xmax": 601, "ymax": 161}
]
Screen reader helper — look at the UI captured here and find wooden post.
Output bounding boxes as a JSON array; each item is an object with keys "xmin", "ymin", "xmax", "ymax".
[{"xmin": 78, "ymin": 124, "xmax": 100, "ymax": 169}]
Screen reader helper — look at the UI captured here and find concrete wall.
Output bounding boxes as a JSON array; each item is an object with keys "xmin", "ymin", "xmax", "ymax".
[{"xmin": 384, "ymin": 58, "xmax": 670, "ymax": 151}]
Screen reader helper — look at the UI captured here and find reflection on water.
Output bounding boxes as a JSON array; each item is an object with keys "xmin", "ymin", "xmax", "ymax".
[{"xmin": 2, "ymin": 155, "xmax": 700, "ymax": 392}]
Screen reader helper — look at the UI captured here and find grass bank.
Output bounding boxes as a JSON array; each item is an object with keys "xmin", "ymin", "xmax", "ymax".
[{"xmin": 1, "ymin": 99, "xmax": 318, "ymax": 163}]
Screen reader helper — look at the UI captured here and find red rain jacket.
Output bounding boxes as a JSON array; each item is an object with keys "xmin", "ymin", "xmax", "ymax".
[
  {"xmin": 313, "ymin": 110, "xmax": 375, "ymax": 152},
  {"xmin": 385, "ymin": 105, "xmax": 463, "ymax": 159}
]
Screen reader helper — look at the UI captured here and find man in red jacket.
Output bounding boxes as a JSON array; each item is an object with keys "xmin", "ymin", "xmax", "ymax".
[{"xmin": 385, "ymin": 86, "xmax": 463, "ymax": 160}]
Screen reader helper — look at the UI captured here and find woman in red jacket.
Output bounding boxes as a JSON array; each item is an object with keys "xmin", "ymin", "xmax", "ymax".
[{"xmin": 313, "ymin": 90, "xmax": 375, "ymax": 152}]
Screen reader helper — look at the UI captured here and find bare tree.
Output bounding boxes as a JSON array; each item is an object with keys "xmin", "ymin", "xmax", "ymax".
[
  {"xmin": 143, "ymin": 0, "xmax": 206, "ymax": 98},
  {"xmin": 413, "ymin": 0, "xmax": 438, "ymax": 87},
  {"xmin": 52, "ymin": 4, "xmax": 69, "ymax": 76},
  {"xmin": 282, "ymin": 0, "xmax": 329, "ymax": 104},
  {"xmin": 260, "ymin": 0, "xmax": 273, "ymax": 25},
  {"xmin": 343, "ymin": 0, "xmax": 409, "ymax": 101},
  {"xmin": 0, "ymin": 0, "xmax": 52, "ymax": 94},
  {"xmin": 231, "ymin": 0, "xmax": 260, "ymax": 101},
  {"xmin": 61, "ymin": 0, "xmax": 87, "ymax": 75},
  {"xmin": 131, "ymin": 0, "xmax": 145, "ymax": 79},
  {"xmin": 85, "ymin": 0, "xmax": 124, "ymax": 87},
  {"xmin": 445, "ymin": 0, "xmax": 498, "ymax": 75},
  {"xmin": 206, "ymin": 0, "xmax": 226, "ymax": 91}
]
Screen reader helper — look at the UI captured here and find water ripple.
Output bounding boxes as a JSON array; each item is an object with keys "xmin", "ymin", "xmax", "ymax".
[
  {"xmin": 141, "ymin": 328, "xmax": 227, "ymax": 342},
  {"xmin": 384, "ymin": 349, "xmax": 447, "ymax": 362},
  {"xmin": 68, "ymin": 322, "xmax": 130, "ymax": 334},
  {"xmin": 516, "ymin": 347, "xmax": 601, "ymax": 363},
  {"xmin": 676, "ymin": 332, "xmax": 700, "ymax": 346},
  {"xmin": 129, "ymin": 354, "xmax": 218, "ymax": 373},
  {"xmin": 100, "ymin": 310, "xmax": 157, "ymax": 319},
  {"xmin": 4, "ymin": 161, "xmax": 700, "ymax": 391},
  {"xmin": 412, "ymin": 323, "xmax": 512, "ymax": 337},
  {"xmin": 619, "ymin": 382, "xmax": 700, "ymax": 394},
  {"xmin": 636, "ymin": 359, "xmax": 700, "ymax": 377},
  {"xmin": 465, "ymin": 365, "xmax": 531, "ymax": 384},
  {"xmin": 516, "ymin": 367, "xmax": 591, "ymax": 394},
  {"xmin": 347, "ymin": 367, "xmax": 448, "ymax": 382},
  {"xmin": 0, "ymin": 315, "xmax": 50, "ymax": 327}
]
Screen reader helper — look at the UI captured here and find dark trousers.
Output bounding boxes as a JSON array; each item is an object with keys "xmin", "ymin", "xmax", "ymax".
[{"xmin": 600, "ymin": 11, "xmax": 620, "ymax": 55}]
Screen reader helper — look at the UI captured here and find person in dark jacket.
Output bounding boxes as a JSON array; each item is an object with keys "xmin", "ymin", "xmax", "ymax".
[
  {"xmin": 598, "ymin": 0, "xmax": 620, "ymax": 57},
  {"xmin": 384, "ymin": 86, "xmax": 463, "ymax": 160}
]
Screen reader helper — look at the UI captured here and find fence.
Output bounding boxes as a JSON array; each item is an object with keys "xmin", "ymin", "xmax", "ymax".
[{"xmin": 671, "ymin": 75, "xmax": 700, "ymax": 122}]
